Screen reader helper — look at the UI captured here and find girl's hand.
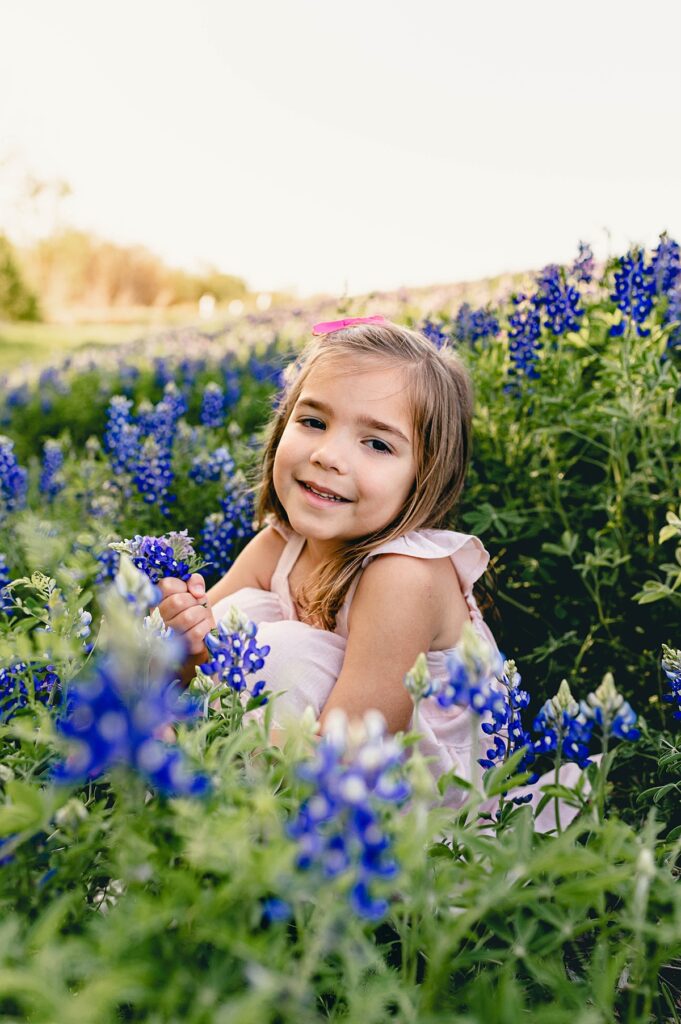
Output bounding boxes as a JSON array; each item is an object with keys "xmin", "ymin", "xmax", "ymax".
[{"xmin": 157, "ymin": 575, "xmax": 216, "ymax": 656}]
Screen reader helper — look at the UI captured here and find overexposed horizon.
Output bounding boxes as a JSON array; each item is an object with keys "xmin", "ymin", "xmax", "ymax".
[{"xmin": 1, "ymin": 0, "xmax": 680, "ymax": 298}]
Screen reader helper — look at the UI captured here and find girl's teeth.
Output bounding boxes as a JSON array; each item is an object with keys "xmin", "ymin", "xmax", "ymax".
[{"xmin": 304, "ymin": 483, "xmax": 343, "ymax": 501}]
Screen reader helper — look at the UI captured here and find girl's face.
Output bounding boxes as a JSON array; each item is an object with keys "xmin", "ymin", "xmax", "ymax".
[{"xmin": 273, "ymin": 355, "xmax": 417, "ymax": 556}]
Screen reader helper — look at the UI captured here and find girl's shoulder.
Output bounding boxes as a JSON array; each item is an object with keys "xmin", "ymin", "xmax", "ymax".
[
  {"xmin": 263, "ymin": 512, "xmax": 294, "ymax": 543},
  {"xmin": 360, "ymin": 527, "xmax": 490, "ymax": 595}
]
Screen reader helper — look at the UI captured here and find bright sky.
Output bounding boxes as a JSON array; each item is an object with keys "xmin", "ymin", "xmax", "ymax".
[{"xmin": 1, "ymin": 0, "xmax": 680, "ymax": 297}]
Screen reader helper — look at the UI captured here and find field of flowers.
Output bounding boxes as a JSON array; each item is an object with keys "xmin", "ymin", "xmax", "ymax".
[{"xmin": 0, "ymin": 236, "xmax": 680, "ymax": 1022}]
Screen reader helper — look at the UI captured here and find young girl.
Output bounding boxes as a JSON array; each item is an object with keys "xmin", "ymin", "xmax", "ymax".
[{"xmin": 158, "ymin": 316, "xmax": 584, "ymax": 829}]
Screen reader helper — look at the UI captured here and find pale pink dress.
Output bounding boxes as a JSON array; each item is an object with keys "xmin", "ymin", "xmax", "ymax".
[{"xmin": 211, "ymin": 516, "xmax": 587, "ymax": 833}]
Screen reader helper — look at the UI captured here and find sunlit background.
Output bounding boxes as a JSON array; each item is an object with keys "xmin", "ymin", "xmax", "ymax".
[{"xmin": 1, "ymin": 0, "xmax": 680, "ymax": 304}]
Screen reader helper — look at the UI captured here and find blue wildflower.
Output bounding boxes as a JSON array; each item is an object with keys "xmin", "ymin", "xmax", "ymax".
[
  {"xmin": 535, "ymin": 264, "xmax": 585, "ymax": 336},
  {"xmin": 200, "ymin": 483, "xmax": 255, "ymax": 578},
  {"xmin": 477, "ymin": 659, "xmax": 538, "ymax": 800},
  {"xmin": 579, "ymin": 672, "xmax": 641, "ymax": 743},
  {"xmin": 40, "ymin": 439, "xmax": 65, "ymax": 501},
  {"xmin": 104, "ymin": 397, "xmax": 141, "ymax": 475},
  {"xmin": 288, "ymin": 709, "xmax": 409, "ymax": 921},
  {"xmin": 261, "ymin": 897, "xmax": 292, "ymax": 924},
  {"xmin": 661, "ymin": 644, "xmax": 681, "ymax": 720},
  {"xmin": 0, "ymin": 661, "xmax": 61, "ymax": 722},
  {"xmin": 532, "ymin": 680, "xmax": 594, "ymax": 769},
  {"xmin": 570, "ymin": 241, "xmax": 595, "ymax": 284},
  {"xmin": 111, "ymin": 531, "xmax": 199, "ymax": 584},
  {"xmin": 610, "ymin": 247, "xmax": 655, "ymax": 338},
  {"xmin": 432, "ymin": 624, "xmax": 505, "ymax": 724},
  {"xmin": 153, "ymin": 356, "xmax": 175, "ymax": 388},
  {"xmin": 201, "ymin": 606, "xmax": 270, "ymax": 702},
  {"xmin": 651, "ymin": 232, "xmax": 681, "ymax": 296},
  {"xmin": 0, "ymin": 435, "xmax": 28, "ymax": 522},
  {"xmin": 189, "ymin": 445, "xmax": 235, "ymax": 484},
  {"xmin": 52, "ymin": 658, "xmax": 209, "ymax": 797},
  {"xmin": 506, "ymin": 294, "xmax": 542, "ymax": 384},
  {"xmin": 200, "ymin": 382, "xmax": 226, "ymax": 428},
  {"xmin": 96, "ymin": 548, "xmax": 119, "ymax": 584},
  {"xmin": 132, "ymin": 436, "xmax": 175, "ymax": 514},
  {"xmin": 419, "ymin": 319, "xmax": 451, "ymax": 350},
  {"xmin": 662, "ymin": 287, "xmax": 681, "ymax": 357},
  {"xmin": 453, "ymin": 303, "xmax": 500, "ymax": 347},
  {"xmin": 113, "ymin": 554, "xmax": 162, "ymax": 614},
  {"xmin": 0, "ymin": 553, "xmax": 11, "ymax": 613}
]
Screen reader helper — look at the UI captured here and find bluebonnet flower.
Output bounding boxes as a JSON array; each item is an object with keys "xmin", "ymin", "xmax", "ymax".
[
  {"xmin": 132, "ymin": 435, "xmax": 175, "ymax": 514},
  {"xmin": 477, "ymin": 659, "xmax": 538, "ymax": 801},
  {"xmin": 532, "ymin": 679, "xmax": 594, "ymax": 769},
  {"xmin": 201, "ymin": 606, "xmax": 270, "ymax": 702},
  {"xmin": 662, "ymin": 287, "xmax": 681, "ymax": 357},
  {"xmin": 153, "ymin": 356, "xmax": 175, "ymax": 388},
  {"xmin": 189, "ymin": 445, "xmax": 235, "ymax": 484},
  {"xmin": 6, "ymin": 383, "xmax": 29, "ymax": 410},
  {"xmin": 96, "ymin": 548, "xmax": 119, "ymax": 584},
  {"xmin": 570, "ymin": 241, "xmax": 595, "ymax": 284},
  {"xmin": 0, "ymin": 661, "xmax": 61, "ymax": 722},
  {"xmin": 52, "ymin": 657, "xmax": 209, "ymax": 797},
  {"xmin": 221, "ymin": 363, "xmax": 241, "ymax": 409},
  {"xmin": 200, "ymin": 382, "xmax": 225, "ymax": 428},
  {"xmin": 288, "ymin": 709, "xmax": 409, "ymax": 921},
  {"xmin": 610, "ymin": 247, "xmax": 655, "ymax": 338},
  {"xmin": 76, "ymin": 608, "xmax": 92, "ymax": 640},
  {"xmin": 261, "ymin": 897, "xmax": 292, "ymax": 924},
  {"xmin": 111, "ymin": 531, "xmax": 199, "ymax": 584},
  {"xmin": 506, "ymin": 294, "xmax": 542, "ymax": 385},
  {"xmin": 453, "ymin": 303, "xmax": 500, "ymax": 346},
  {"xmin": 104, "ymin": 397, "xmax": 141, "ymax": 474},
  {"xmin": 40, "ymin": 439, "xmax": 65, "ymax": 501},
  {"xmin": 431, "ymin": 624, "xmax": 505, "ymax": 725},
  {"xmin": 0, "ymin": 435, "xmax": 28, "ymax": 521},
  {"xmin": 419, "ymin": 319, "xmax": 451, "ymax": 350},
  {"xmin": 247, "ymin": 349, "xmax": 286, "ymax": 385},
  {"xmin": 0, "ymin": 553, "xmax": 11, "ymax": 613},
  {"xmin": 38, "ymin": 366, "xmax": 69, "ymax": 396},
  {"xmin": 661, "ymin": 644, "xmax": 681, "ymax": 720},
  {"xmin": 113, "ymin": 554, "xmax": 162, "ymax": 614},
  {"xmin": 117, "ymin": 362, "xmax": 140, "ymax": 393},
  {"xmin": 535, "ymin": 265, "xmax": 585, "ymax": 336},
  {"xmin": 651, "ymin": 232, "xmax": 681, "ymax": 296},
  {"xmin": 579, "ymin": 672, "xmax": 641, "ymax": 743},
  {"xmin": 200, "ymin": 482, "xmax": 255, "ymax": 577},
  {"xmin": 0, "ymin": 835, "xmax": 16, "ymax": 866},
  {"xmin": 178, "ymin": 357, "xmax": 206, "ymax": 390}
]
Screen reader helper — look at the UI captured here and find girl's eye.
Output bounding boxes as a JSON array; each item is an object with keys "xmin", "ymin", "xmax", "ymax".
[{"xmin": 296, "ymin": 418, "xmax": 393, "ymax": 455}]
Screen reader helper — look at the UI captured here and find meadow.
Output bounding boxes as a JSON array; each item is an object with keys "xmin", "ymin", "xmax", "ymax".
[{"xmin": 0, "ymin": 238, "xmax": 680, "ymax": 1022}]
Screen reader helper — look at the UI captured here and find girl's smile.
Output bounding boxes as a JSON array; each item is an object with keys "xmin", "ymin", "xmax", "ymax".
[{"xmin": 273, "ymin": 356, "xmax": 417, "ymax": 564}]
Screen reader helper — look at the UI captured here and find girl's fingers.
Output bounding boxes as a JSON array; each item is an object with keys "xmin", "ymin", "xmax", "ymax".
[
  {"xmin": 187, "ymin": 573, "xmax": 206, "ymax": 601},
  {"xmin": 157, "ymin": 577, "xmax": 189, "ymax": 600}
]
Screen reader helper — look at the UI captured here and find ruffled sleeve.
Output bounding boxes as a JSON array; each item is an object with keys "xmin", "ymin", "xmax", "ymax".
[{"xmin": 359, "ymin": 528, "xmax": 490, "ymax": 595}]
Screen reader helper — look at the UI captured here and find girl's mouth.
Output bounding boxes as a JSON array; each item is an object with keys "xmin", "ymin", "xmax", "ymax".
[{"xmin": 297, "ymin": 480, "xmax": 351, "ymax": 506}]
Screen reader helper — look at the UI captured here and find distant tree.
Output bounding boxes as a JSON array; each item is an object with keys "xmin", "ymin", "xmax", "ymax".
[
  {"xmin": 20, "ymin": 230, "xmax": 248, "ymax": 311},
  {"xmin": 0, "ymin": 234, "xmax": 41, "ymax": 321}
]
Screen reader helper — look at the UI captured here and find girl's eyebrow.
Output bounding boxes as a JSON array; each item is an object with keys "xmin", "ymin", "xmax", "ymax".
[{"xmin": 296, "ymin": 397, "xmax": 411, "ymax": 445}]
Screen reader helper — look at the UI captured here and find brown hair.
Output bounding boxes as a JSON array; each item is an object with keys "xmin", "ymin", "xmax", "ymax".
[{"xmin": 248, "ymin": 321, "xmax": 494, "ymax": 632}]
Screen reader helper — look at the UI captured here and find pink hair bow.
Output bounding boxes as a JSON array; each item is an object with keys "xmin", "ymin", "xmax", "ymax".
[{"xmin": 311, "ymin": 314, "xmax": 388, "ymax": 336}]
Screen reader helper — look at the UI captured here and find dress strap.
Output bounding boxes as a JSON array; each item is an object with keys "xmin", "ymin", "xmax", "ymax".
[{"xmin": 269, "ymin": 532, "xmax": 306, "ymax": 619}]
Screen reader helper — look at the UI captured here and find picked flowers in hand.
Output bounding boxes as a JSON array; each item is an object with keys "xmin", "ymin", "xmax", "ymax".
[{"xmin": 110, "ymin": 531, "xmax": 206, "ymax": 584}]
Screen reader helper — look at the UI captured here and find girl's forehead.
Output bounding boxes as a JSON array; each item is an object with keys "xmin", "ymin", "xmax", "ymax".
[{"xmin": 303, "ymin": 355, "xmax": 411, "ymax": 400}]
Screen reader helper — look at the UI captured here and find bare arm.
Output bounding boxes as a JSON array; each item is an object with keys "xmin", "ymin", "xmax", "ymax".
[{"xmin": 318, "ymin": 555, "xmax": 469, "ymax": 735}]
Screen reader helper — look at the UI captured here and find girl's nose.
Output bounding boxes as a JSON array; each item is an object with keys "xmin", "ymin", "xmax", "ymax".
[{"xmin": 309, "ymin": 435, "xmax": 350, "ymax": 474}]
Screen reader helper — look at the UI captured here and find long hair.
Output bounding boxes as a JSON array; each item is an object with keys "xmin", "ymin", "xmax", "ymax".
[{"xmin": 247, "ymin": 321, "xmax": 495, "ymax": 631}]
